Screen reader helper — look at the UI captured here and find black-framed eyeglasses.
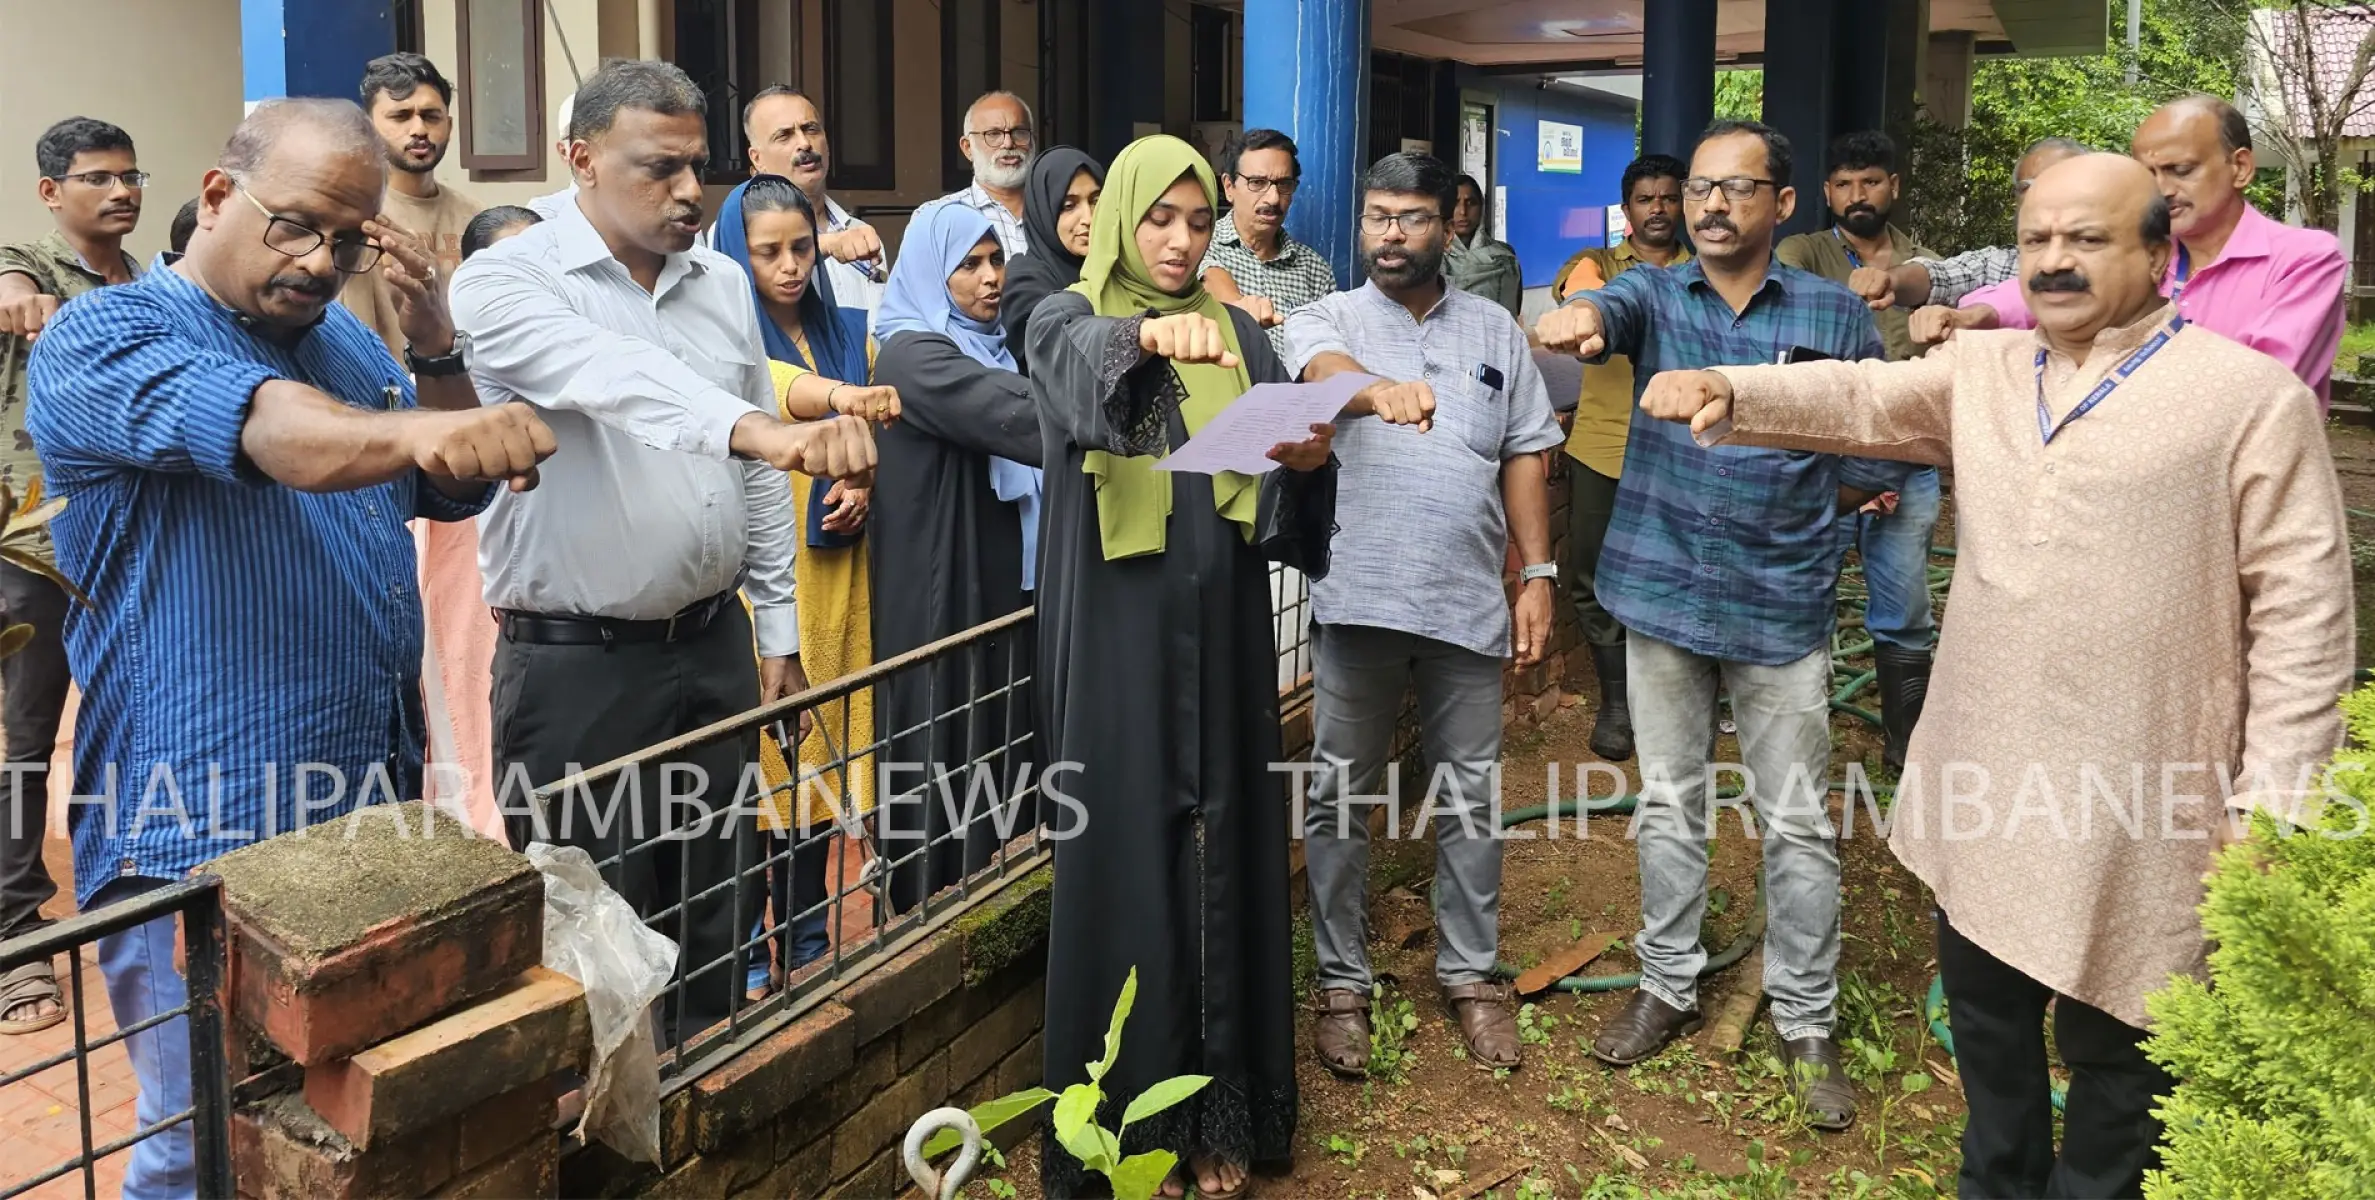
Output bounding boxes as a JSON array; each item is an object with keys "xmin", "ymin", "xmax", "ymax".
[
  {"xmin": 1233, "ymin": 174, "xmax": 1299, "ymax": 197},
  {"xmin": 1682, "ymin": 176, "xmax": 1779, "ymax": 202},
  {"xmin": 968, "ymin": 126, "xmax": 1033, "ymax": 149},
  {"xmin": 1358, "ymin": 211, "xmax": 1440, "ymax": 235},
  {"xmin": 232, "ymin": 185, "xmax": 382, "ymax": 275},
  {"xmin": 49, "ymin": 170, "xmax": 151, "ymax": 190}
]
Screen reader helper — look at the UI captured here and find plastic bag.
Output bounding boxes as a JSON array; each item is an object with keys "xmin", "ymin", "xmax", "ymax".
[{"xmin": 527, "ymin": 842, "xmax": 678, "ymax": 1164}]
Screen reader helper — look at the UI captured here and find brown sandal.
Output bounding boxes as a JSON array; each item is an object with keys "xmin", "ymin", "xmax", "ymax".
[
  {"xmin": 1, "ymin": 958, "xmax": 67, "ymax": 1036},
  {"xmin": 1311, "ymin": 988, "xmax": 1371, "ymax": 1079},
  {"xmin": 1443, "ymin": 981, "xmax": 1522, "ymax": 1070}
]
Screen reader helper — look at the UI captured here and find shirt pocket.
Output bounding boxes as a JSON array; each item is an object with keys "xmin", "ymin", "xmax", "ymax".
[{"xmin": 1423, "ymin": 368, "xmax": 1506, "ymax": 463}]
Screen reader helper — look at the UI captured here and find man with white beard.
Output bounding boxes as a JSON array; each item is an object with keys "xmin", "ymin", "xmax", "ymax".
[{"xmin": 912, "ymin": 91, "xmax": 1034, "ymax": 258}]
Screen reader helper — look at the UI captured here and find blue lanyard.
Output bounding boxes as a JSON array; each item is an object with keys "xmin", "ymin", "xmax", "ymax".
[
  {"xmin": 2170, "ymin": 243, "xmax": 2192, "ymax": 307},
  {"xmin": 1833, "ymin": 227, "xmax": 1863, "ymax": 269},
  {"xmin": 2032, "ymin": 314, "xmax": 2184, "ymax": 444}
]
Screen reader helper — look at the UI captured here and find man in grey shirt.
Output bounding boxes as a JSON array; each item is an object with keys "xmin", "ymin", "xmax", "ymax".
[{"xmin": 1287, "ymin": 153, "xmax": 1563, "ymax": 1078}]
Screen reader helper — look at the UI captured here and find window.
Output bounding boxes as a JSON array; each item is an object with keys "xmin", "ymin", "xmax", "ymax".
[
  {"xmin": 394, "ymin": 0, "xmax": 426, "ymax": 55},
  {"xmin": 457, "ymin": 0, "xmax": 544, "ymax": 174},
  {"xmin": 825, "ymin": 0, "xmax": 896, "ymax": 191},
  {"xmin": 1037, "ymin": 0, "xmax": 1094, "ymax": 150},
  {"xmin": 942, "ymin": 0, "xmax": 1003, "ymax": 191},
  {"xmin": 1191, "ymin": 5, "xmax": 1236, "ymax": 123},
  {"xmin": 676, "ymin": 0, "xmax": 761, "ymax": 183}
]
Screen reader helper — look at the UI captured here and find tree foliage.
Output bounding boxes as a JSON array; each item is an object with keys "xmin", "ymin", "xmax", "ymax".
[
  {"xmin": 2237, "ymin": 0, "xmax": 2375, "ymax": 232},
  {"xmin": 2139, "ymin": 684, "xmax": 2375, "ymax": 1199}
]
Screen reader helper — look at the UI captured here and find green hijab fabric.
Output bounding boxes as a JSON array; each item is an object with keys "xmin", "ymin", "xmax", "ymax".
[{"xmin": 1066, "ymin": 134, "xmax": 1258, "ymax": 559}]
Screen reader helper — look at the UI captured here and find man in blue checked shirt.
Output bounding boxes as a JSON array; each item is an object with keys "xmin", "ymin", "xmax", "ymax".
[
  {"xmin": 27, "ymin": 99, "xmax": 553, "ymax": 1200},
  {"xmin": 1538, "ymin": 119, "xmax": 1910, "ymax": 1134}
]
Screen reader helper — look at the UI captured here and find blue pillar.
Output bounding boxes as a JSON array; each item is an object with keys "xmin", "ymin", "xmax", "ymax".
[
  {"xmin": 1243, "ymin": 0, "xmax": 1372, "ymax": 287},
  {"xmin": 1642, "ymin": 0, "xmax": 1716, "ymax": 161},
  {"xmin": 1762, "ymin": 0, "xmax": 1841, "ymax": 238},
  {"xmin": 242, "ymin": 0, "xmax": 397, "ymax": 107}
]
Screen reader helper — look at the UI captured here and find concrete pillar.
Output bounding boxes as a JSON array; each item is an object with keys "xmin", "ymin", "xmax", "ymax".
[
  {"xmin": 1642, "ymin": 0, "xmax": 1717, "ymax": 161},
  {"xmin": 240, "ymin": 0, "xmax": 397, "ymax": 108},
  {"xmin": 1243, "ymin": 0, "xmax": 1370, "ymax": 286},
  {"xmin": 1762, "ymin": 0, "xmax": 1840, "ymax": 238},
  {"xmin": 1924, "ymin": 31, "xmax": 1976, "ymax": 128}
]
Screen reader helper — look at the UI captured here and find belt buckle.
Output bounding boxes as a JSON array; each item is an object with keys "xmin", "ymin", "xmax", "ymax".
[{"xmin": 664, "ymin": 611, "xmax": 682, "ymax": 643}]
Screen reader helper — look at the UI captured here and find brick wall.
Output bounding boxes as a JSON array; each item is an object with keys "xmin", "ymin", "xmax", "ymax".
[{"xmin": 579, "ymin": 868, "xmax": 1055, "ymax": 1199}]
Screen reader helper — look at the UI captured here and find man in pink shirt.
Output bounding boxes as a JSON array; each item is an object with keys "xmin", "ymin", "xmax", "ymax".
[{"xmin": 1915, "ymin": 95, "xmax": 2346, "ymax": 408}]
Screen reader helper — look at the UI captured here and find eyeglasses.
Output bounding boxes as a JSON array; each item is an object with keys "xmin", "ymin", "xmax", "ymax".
[
  {"xmin": 231, "ymin": 185, "xmax": 383, "ymax": 274},
  {"xmin": 1233, "ymin": 174, "xmax": 1298, "ymax": 197},
  {"xmin": 49, "ymin": 171, "xmax": 150, "ymax": 190},
  {"xmin": 1682, "ymin": 176, "xmax": 1780, "ymax": 202},
  {"xmin": 1358, "ymin": 211, "xmax": 1440, "ymax": 235},
  {"xmin": 967, "ymin": 126, "xmax": 1033, "ymax": 149}
]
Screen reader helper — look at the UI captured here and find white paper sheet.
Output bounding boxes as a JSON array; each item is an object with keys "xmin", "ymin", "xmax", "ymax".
[{"xmin": 1153, "ymin": 372, "xmax": 1381, "ymax": 476}]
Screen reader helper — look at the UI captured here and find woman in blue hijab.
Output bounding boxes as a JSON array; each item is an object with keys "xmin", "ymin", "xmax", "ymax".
[
  {"xmin": 867, "ymin": 201, "xmax": 1042, "ymax": 914},
  {"xmin": 715, "ymin": 175, "xmax": 890, "ymax": 994}
]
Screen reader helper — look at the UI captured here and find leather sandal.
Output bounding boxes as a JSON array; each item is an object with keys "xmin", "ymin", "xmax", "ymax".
[
  {"xmin": 0, "ymin": 958, "xmax": 66, "ymax": 1036},
  {"xmin": 1443, "ymin": 981, "xmax": 1521, "ymax": 1070},
  {"xmin": 1590, "ymin": 989, "xmax": 1702, "ymax": 1067},
  {"xmin": 1782, "ymin": 1036, "xmax": 1858, "ymax": 1131},
  {"xmin": 1311, "ymin": 989, "xmax": 1371, "ymax": 1079}
]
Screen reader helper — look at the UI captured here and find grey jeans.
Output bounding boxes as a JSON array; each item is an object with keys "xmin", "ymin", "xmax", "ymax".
[
  {"xmin": 1302, "ymin": 623, "xmax": 1506, "ymax": 992},
  {"xmin": 1629, "ymin": 633, "xmax": 1838, "ymax": 1039}
]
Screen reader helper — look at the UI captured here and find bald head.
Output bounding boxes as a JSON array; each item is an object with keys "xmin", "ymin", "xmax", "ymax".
[
  {"xmin": 2132, "ymin": 95, "xmax": 2254, "ymax": 241},
  {"xmin": 221, "ymin": 98, "xmax": 384, "ymax": 186},
  {"xmin": 2017, "ymin": 154, "xmax": 2176, "ymax": 351},
  {"xmin": 2013, "ymin": 137, "xmax": 2089, "ymax": 198}
]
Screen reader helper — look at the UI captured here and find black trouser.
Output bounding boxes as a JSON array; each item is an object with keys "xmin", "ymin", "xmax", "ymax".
[
  {"xmin": 1937, "ymin": 913, "xmax": 2174, "ymax": 1199},
  {"xmin": 492, "ymin": 602, "xmax": 764, "ymax": 1047},
  {"xmin": 0, "ymin": 563, "xmax": 70, "ymax": 941},
  {"xmin": 1561, "ymin": 462, "xmax": 1625, "ymax": 649}
]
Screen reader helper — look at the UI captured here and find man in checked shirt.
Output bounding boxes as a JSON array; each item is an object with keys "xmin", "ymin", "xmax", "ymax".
[{"xmin": 1537, "ymin": 119, "xmax": 1912, "ymax": 1133}]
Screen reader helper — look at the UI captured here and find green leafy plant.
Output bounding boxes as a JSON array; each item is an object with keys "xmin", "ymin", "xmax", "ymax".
[
  {"xmin": 920, "ymin": 967, "xmax": 1209, "ymax": 1200},
  {"xmin": 1367, "ymin": 984, "xmax": 1420, "ymax": 1083},
  {"xmin": 2140, "ymin": 684, "xmax": 2375, "ymax": 1199}
]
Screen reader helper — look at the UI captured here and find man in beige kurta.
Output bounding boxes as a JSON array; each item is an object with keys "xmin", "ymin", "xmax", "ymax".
[{"xmin": 1638, "ymin": 154, "xmax": 2354, "ymax": 1199}]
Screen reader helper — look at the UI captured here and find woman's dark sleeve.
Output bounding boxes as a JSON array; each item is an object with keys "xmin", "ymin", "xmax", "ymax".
[
  {"xmin": 1025, "ymin": 291, "xmax": 1183, "ymax": 455},
  {"xmin": 873, "ymin": 331, "xmax": 1042, "ymax": 464}
]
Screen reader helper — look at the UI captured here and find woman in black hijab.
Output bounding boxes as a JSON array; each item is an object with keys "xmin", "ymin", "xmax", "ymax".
[{"xmin": 999, "ymin": 146, "xmax": 1104, "ymax": 375}]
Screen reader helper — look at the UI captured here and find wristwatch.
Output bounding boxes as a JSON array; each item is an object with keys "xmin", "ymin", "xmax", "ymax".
[
  {"xmin": 1519, "ymin": 562, "xmax": 1558, "ymax": 585},
  {"xmin": 405, "ymin": 331, "xmax": 472, "ymax": 378}
]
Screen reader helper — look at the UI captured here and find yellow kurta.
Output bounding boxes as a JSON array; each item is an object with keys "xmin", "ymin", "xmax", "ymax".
[
  {"xmin": 1710, "ymin": 306, "xmax": 2355, "ymax": 1026},
  {"xmin": 752, "ymin": 357, "xmax": 877, "ymax": 833}
]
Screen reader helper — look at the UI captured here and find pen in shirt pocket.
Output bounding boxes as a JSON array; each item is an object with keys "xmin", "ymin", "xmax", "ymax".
[{"xmin": 382, "ymin": 384, "xmax": 403, "ymax": 410}]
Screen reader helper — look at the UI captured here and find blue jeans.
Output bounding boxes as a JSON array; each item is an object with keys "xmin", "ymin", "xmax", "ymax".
[
  {"xmin": 1847, "ymin": 467, "xmax": 1940, "ymax": 652},
  {"xmin": 746, "ymin": 830, "xmax": 832, "ymax": 992},
  {"xmin": 1627, "ymin": 635, "xmax": 1839, "ymax": 1040},
  {"xmin": 91, "ymin": 876, "xmax": 195, "ymax": 1200}
]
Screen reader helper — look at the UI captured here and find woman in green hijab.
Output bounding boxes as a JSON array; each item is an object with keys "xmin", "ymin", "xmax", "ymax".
[{"xmin": 1024, "ymin": 134, "xmax": 1336, "ymax": 1200}]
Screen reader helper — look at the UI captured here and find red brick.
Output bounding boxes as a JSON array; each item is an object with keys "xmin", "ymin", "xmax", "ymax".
[
  {"xmin": 231, "ymin": 1092, "xmax": 456, "ymax": 1199},
  {"xmin": 659, "ymin": 1087, "xmax": 697, "ymax": 1169},
  {"xmin": 837, "ymin": 938, "xmax": 961, "ymax": 1046},
  {"xmin": 774, "ymin": 1036, "xmax": 896, "ymax": 1156},
  {"xmin": 642, "ymin": 1135, "xmax": 777, "ymax": 1200},
  {"xmin": 456, "ymin": 1082, "xmax": 561, "ymax": 1172},
  {"xmin": 211, "ymin": 803, "xmax": 542, "ymax": 1065},
  {"xmin": 948, "ymin": 975, "xmax": 1043, "ymax": 1090},
  {"xmin": 751, "ymin": 1135, "xmax": 831, "ymax": 1199},
  {"xmin": 827, "ymin": 1143, "xmax": 905, "ymax": 1200},
  {"xmin": 692, "ymin": 1000, "xmax": 858, "ymax": 1153},
  {"xmin": 828, "ymin": 1046, "xmax": 946, "ymax": 1181},
  {"xmin": 431, "ymin": 1131, "xmax": 558, "ymax": 1199},
  {"xmin": 305, "ymin": 967, "xmax": 588, "ymax": 1148}
]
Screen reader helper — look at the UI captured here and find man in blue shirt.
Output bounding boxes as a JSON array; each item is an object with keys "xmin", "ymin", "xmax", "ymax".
[
  {"xmin": 1538, "ymin": 120, "xmax": 1907, "ymax": 1132},
  {"xmin": 27, "ymin": 98, "xmax": 553, "ymax": 1199}
]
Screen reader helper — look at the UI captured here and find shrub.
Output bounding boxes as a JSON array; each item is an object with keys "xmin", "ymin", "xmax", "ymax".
[{"xmin": 2141, "ymin": 685, "xmax": 2375, "ymax": 1198}]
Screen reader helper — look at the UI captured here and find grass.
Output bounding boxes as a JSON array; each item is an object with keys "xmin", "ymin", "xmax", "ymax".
[{"xmin": 2337, "ymin": 320, "xmax": 2375, "ymax": 377}]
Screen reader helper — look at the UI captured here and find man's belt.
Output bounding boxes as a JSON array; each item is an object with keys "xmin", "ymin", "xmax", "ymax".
[{"xmin": 497, "ymin": 589, "xmax": 738, "ymax": 647}]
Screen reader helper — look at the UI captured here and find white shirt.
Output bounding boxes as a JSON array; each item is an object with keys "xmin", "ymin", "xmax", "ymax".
[
  {"xmin": 700, "ymin": 192, "xmax": 886, "ymax": 323},
  {"xmin": 448, "ymin": 198, "xmax": 802, "ymax": 656},
  {"xmin": 913, "ymin": 181, "xmax": 1028, "ymax": 259},
  {"xmin": 526, "ymin": 184, "xmax": 578, "ymax": 222}
]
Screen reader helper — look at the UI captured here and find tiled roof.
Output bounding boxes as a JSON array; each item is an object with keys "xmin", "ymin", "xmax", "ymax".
[{"xmin": 2265, "ymin": 4, "xmax": 2375, "ymax": 138}]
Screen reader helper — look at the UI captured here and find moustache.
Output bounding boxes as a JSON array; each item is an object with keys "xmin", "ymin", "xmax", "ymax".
[
  {"xmin": 665, "ymin": 207, "xmax": 702, "ymax": 225},
  {"xmin": 1694, "ymin": 215, "xmax": 1737, "ymax": 236},
  {"xmin": 2029, "ymin": 269, "xmax": 2090, "ymax": 294},
  {"xmin": 268, "ymin": 272, "xmax": 336, "ymax": 302},
  {"xmin": 1845, "ymin": 204, "xmax": 1878, "ymax": 218},
  {"xmin": 792, "ymin": 152, "xmax": 823, "ymax": 168}
]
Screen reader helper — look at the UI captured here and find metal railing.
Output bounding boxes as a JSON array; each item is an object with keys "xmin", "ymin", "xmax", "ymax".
[
  {"xmin": 1272, "ymin": 563, "xmax": 1313, "ymax": 695},
  {"xmin": 523, "ymin": 608, "xmax": 1047, "ymax": 1084},
  {"xmin": 0, "ymin": 878, "xmax": 232, "ymax": 1200}
]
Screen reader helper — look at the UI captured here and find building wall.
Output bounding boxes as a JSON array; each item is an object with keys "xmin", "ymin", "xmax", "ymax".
[
  {"xmin": 0, "ymin": 0, "xmax": 246, "ymax": 259},
  {"xmin": 420, "ymin": 0, "xmax": 615, "ymax": 213},
  {"xmin": 1449, "ymin": 73, "xmax": 1637, "ymax": 290}
]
